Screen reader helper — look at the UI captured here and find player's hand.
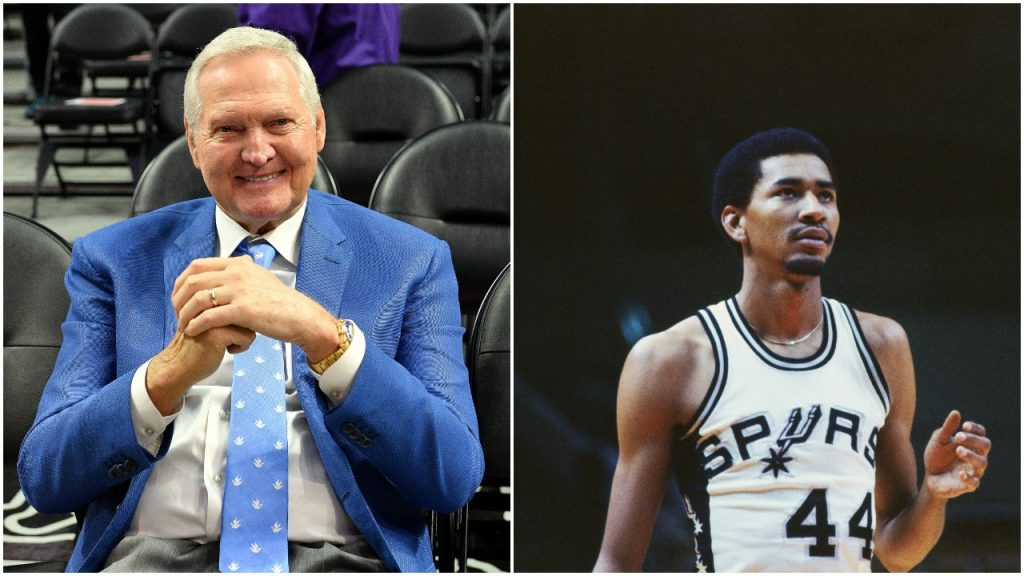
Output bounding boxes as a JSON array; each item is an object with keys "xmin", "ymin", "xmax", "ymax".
[
  {"xmin": 170, "ymin": 256, "xmax": 338, "ymax": 361},
  {"xmin": 922, "ymin": 410, "xmax": 991, "ymax": 499}
]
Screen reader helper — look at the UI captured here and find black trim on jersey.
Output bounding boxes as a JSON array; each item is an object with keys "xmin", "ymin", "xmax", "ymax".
[
  {"xmin": 725, "ymin": 297, "xmax": 837, "ymax": 371},
  {"xmin": 671, "ymin": 429, "xmax": 716, "ymax": 572},
  {"xmin": 679, "ymin": 309, "xmax": 729, "ymax": 439},
  {"xmin": 840, "ymin": 302, "xmax": 891, "ymax": 414}
]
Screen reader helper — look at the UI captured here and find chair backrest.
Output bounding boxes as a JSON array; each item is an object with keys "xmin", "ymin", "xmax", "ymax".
[
  {"xmin": 400, "ymin": 3, "xmax": 486, "ymax": 55},
  {"xmin": 320, "ymin": 64, "xmax": 462, "ymax": 206},
  {"xmin": 131, "ymin": 135, "xmax": 338, "ymax": 216},
  {"xmin": 3, "ymin": 213, "xmax": 72, "ymax": 461},
  {"xmin": 492, "ymin": 86, "xmax": 511, "ymax": 123},
  {"xmin": 399, "ymin": 3, "xmax": 486, "ymax": 118},
  {"xmin": 150, "ymin": 66, "xmax": 190, "ymax": 138},
  {"xmin": 149, "ymin": 4, "xmax": 238, "ymax": 139},
  {"xmin": 490, "ymin": 6, "xmax": 511, "ymax": 99},
  {"xmin": 369, "ymin": 121, "xmax": 510, "ymax": 320},
  {"xmin": 491, "ymin": 7, "xmax": 511, "ymax": 52},
  {"xmin": 468, "ymin": 263, "xmax": 511, "ymax": 483},
  {"xmin": 51, "ymin": 4, "xmax": 153, "ymax": 61},
  {"xmin": 129, "ymin": 3, "xmax": 185, "ymax": 32},
  {"xmin": 156, "ymin": 3, "xmax": 238, "ymax": 59}
]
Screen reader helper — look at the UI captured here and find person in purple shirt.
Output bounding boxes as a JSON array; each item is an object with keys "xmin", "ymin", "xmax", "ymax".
[{"xmin": 238, "ymin": 4, "xmax": 399, "ymax": 89}]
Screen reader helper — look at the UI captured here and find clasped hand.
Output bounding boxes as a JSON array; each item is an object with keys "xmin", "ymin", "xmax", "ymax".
[
  {"xmin": 172, "ymin": 254, "xmax": 327, "ymax": 347},
  {"xmin": 923, "ymin": 410, "xmax": 992, "ymax": 499},
  {"xmin": 147, "ymin": 255, "xmax": 337, "ymax": 414}
]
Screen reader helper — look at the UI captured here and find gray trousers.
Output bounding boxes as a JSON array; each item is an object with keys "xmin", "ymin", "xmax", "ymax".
[{"xmin": 101, "ymin": 536, "xmax": 385, "ymax": 572}]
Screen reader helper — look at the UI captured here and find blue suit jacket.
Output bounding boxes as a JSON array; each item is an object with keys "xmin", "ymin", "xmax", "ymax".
[{"xmin": 17, "ymin": 191, "xmax": 484, "ymax": 572}]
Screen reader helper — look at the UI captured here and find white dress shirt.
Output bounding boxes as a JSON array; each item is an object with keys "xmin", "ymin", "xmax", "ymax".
[{"xmin": 125, "ymin": 201, "xmax": 366, "ymax": 545}]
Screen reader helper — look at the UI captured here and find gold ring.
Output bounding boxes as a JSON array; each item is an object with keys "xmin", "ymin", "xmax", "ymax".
[{"xmin": 209, "ymin": 288, "xmax": 219, "ymax": 307}]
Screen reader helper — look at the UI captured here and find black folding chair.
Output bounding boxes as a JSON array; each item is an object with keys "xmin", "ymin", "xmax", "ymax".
[
  {"xmin": 31, "ymin": 4, "xmax": 153, "ymax": 218},
  {"xmin": 145, "ymin": 3, "xmax": 237, "ymax": 158},
  {"xmin": 320, "ymin": 64, "xmax": 462, "ymax": 206},
  {"xmin": 369, "ymin": 121, "xmax": 510, "ymax": 335},
  {"xmin": 459, "ymin": 264, "xmax": 511, "ymax": 571},
  {"xmin": 3, "ymin": 213, "xmax": 75, "ymax": 572},
  {"xmin": 399, "ymin": 4, "xmax": 489, "ymax": 119}
]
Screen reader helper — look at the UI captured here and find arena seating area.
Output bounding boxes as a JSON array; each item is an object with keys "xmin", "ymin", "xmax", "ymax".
[{"xmin": 2, "ymin": 4, "xmax": 509, "ymax": 572}]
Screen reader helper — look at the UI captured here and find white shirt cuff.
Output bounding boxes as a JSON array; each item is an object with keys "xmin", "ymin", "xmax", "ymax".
[
  {"xmin": 130, "ymin": 360, "xmax": 179, "ymax": 456},
  {"xmin": 313, "ymin": 321, "xmax": 366, "ymax": 408}
]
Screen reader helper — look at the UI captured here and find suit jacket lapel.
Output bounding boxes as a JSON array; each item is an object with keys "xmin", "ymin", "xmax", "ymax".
[
  {"xmin": 164, "ymin": 201, "xmax": 218, "ymax": 342},
  {"xmin": 296, "ymin": 193, "xmax": 352, "ymax": 326},
  {"xmin": 294, "ymin": 193, "xmax": 352, "ymax": 412}
]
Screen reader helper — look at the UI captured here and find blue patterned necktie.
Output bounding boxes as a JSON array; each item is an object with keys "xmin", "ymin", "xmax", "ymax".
[{"xmin": 220, "ymin": 240, "xmax": 289, "ymax": 573}]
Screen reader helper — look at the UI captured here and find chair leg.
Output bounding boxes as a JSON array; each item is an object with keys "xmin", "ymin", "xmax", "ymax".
[
  {"xmin": 457, "ymin": 504, "xmax": 469, "ymax": 572},
  {"xmin": 432, "ymin": 510, "xmax": 456, "ymax": 572},
  {"xmin": 126, "ymin": 144, "xmax": 145, "ymax": 183},
  {"xmin": 82, "ymin": 125, "xmax": 95, "ymax": 163},
  {"xmin": 33, "ymin": 140, "xmax": 55, "ymax": 218},
  {"xmin": 51, "ymin": 155, "xmax": 68, "ymax": 198}
]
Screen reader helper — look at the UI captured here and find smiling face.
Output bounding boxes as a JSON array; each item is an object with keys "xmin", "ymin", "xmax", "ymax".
[
  {"xmin": 724, "ymin": 154, "xmax": 839, "ymax": 277},
  {"xmin": 186, "ymin": 52, "xmax": 326, "ymax": 234}
]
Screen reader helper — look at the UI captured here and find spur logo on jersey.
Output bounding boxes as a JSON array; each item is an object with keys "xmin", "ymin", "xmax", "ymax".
[
  {"xmin": 760, "ymin": 405, "xmax": 823, "ymax": 478},
  {"xmin": 697, "ymin": 404, "xmax": 880, "ymax": 479}
]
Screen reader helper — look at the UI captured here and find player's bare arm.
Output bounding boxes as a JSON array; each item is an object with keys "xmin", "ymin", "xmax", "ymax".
[
  {"xmin": 860, "ymin": 311, "xmax": 992, "ymax": 572},
  {"xmin": 594, "ymin": 317, "xmax": 715, "ymax": 572}
]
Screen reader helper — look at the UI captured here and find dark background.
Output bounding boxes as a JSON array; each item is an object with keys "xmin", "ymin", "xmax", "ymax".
[{"xmin": 513, "ymin": 4, "xmax": 1020, "ymax": 572}]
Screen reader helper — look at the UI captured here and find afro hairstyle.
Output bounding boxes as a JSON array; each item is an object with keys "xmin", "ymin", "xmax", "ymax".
[{"xmin": 711, "ymin": 127, "xmax": 837, "ymax": 247}]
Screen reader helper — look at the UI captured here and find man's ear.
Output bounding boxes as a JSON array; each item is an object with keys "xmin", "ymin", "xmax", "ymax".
[
  {"xmin": 314, "ymin": 104, "xmax": 326, "ymax": 152},
  {"xmin": 721, "ymin": 206, "xmax": 746, "ymax": 244}
]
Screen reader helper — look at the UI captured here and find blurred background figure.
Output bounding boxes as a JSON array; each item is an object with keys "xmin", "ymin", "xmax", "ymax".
[
  {"xmin": 238, "ymin": 4, "xmax": 399, "ymax": 89},
  {"xmin": 21, "ymin": 5, "xmax": 82, "ymax": 118}
]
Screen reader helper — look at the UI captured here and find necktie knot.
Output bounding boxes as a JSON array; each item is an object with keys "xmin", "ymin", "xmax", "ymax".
[{"xmin": 238, "ymin": 238, "xmax": 277, "ymax": 270}]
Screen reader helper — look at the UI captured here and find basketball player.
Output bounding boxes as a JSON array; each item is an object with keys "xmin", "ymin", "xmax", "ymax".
[{"xmin": 593, "ymin": 128, "xmax": 992, "ymax": 572}]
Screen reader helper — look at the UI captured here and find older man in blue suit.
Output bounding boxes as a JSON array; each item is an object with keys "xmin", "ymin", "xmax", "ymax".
[{"xmin": 18, "ymin": 27, "xmax": 483, "ymax": 572}]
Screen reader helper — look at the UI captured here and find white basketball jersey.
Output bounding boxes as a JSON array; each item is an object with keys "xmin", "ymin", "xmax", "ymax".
[{"xmin": 672, "ymin": 297, "xmax": 890, "ymax": 572}]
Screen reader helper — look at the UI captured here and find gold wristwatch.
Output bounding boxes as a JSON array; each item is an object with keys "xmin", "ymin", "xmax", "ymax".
[{"xmin": 308, "ymin": 319, "xmax": 355, "ymax": 375}]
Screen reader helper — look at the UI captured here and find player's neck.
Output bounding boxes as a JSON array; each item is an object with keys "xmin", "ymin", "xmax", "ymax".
[{"xmin": 736, "ymin": 267, "xmax": 823, "ymax": 343}]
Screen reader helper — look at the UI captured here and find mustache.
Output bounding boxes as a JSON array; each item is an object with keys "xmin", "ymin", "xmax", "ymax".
[{"xmin": 789, "ymin": 225, "xmax": 834, "ymax": 244}]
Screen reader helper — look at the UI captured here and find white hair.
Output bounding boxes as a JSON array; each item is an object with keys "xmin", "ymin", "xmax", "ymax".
[{"xmin": 183, "ymin": 27, "xmax": 320, "ymax": 137}]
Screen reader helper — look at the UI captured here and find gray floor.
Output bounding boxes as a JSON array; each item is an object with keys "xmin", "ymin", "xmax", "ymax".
[
  {"xmin": 4, "ymin": 194, "xmax": 132, "ymax": 242},
  {"xmin": 3, "ymin": 18, "xmax": 135, "ymax": 241}
]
